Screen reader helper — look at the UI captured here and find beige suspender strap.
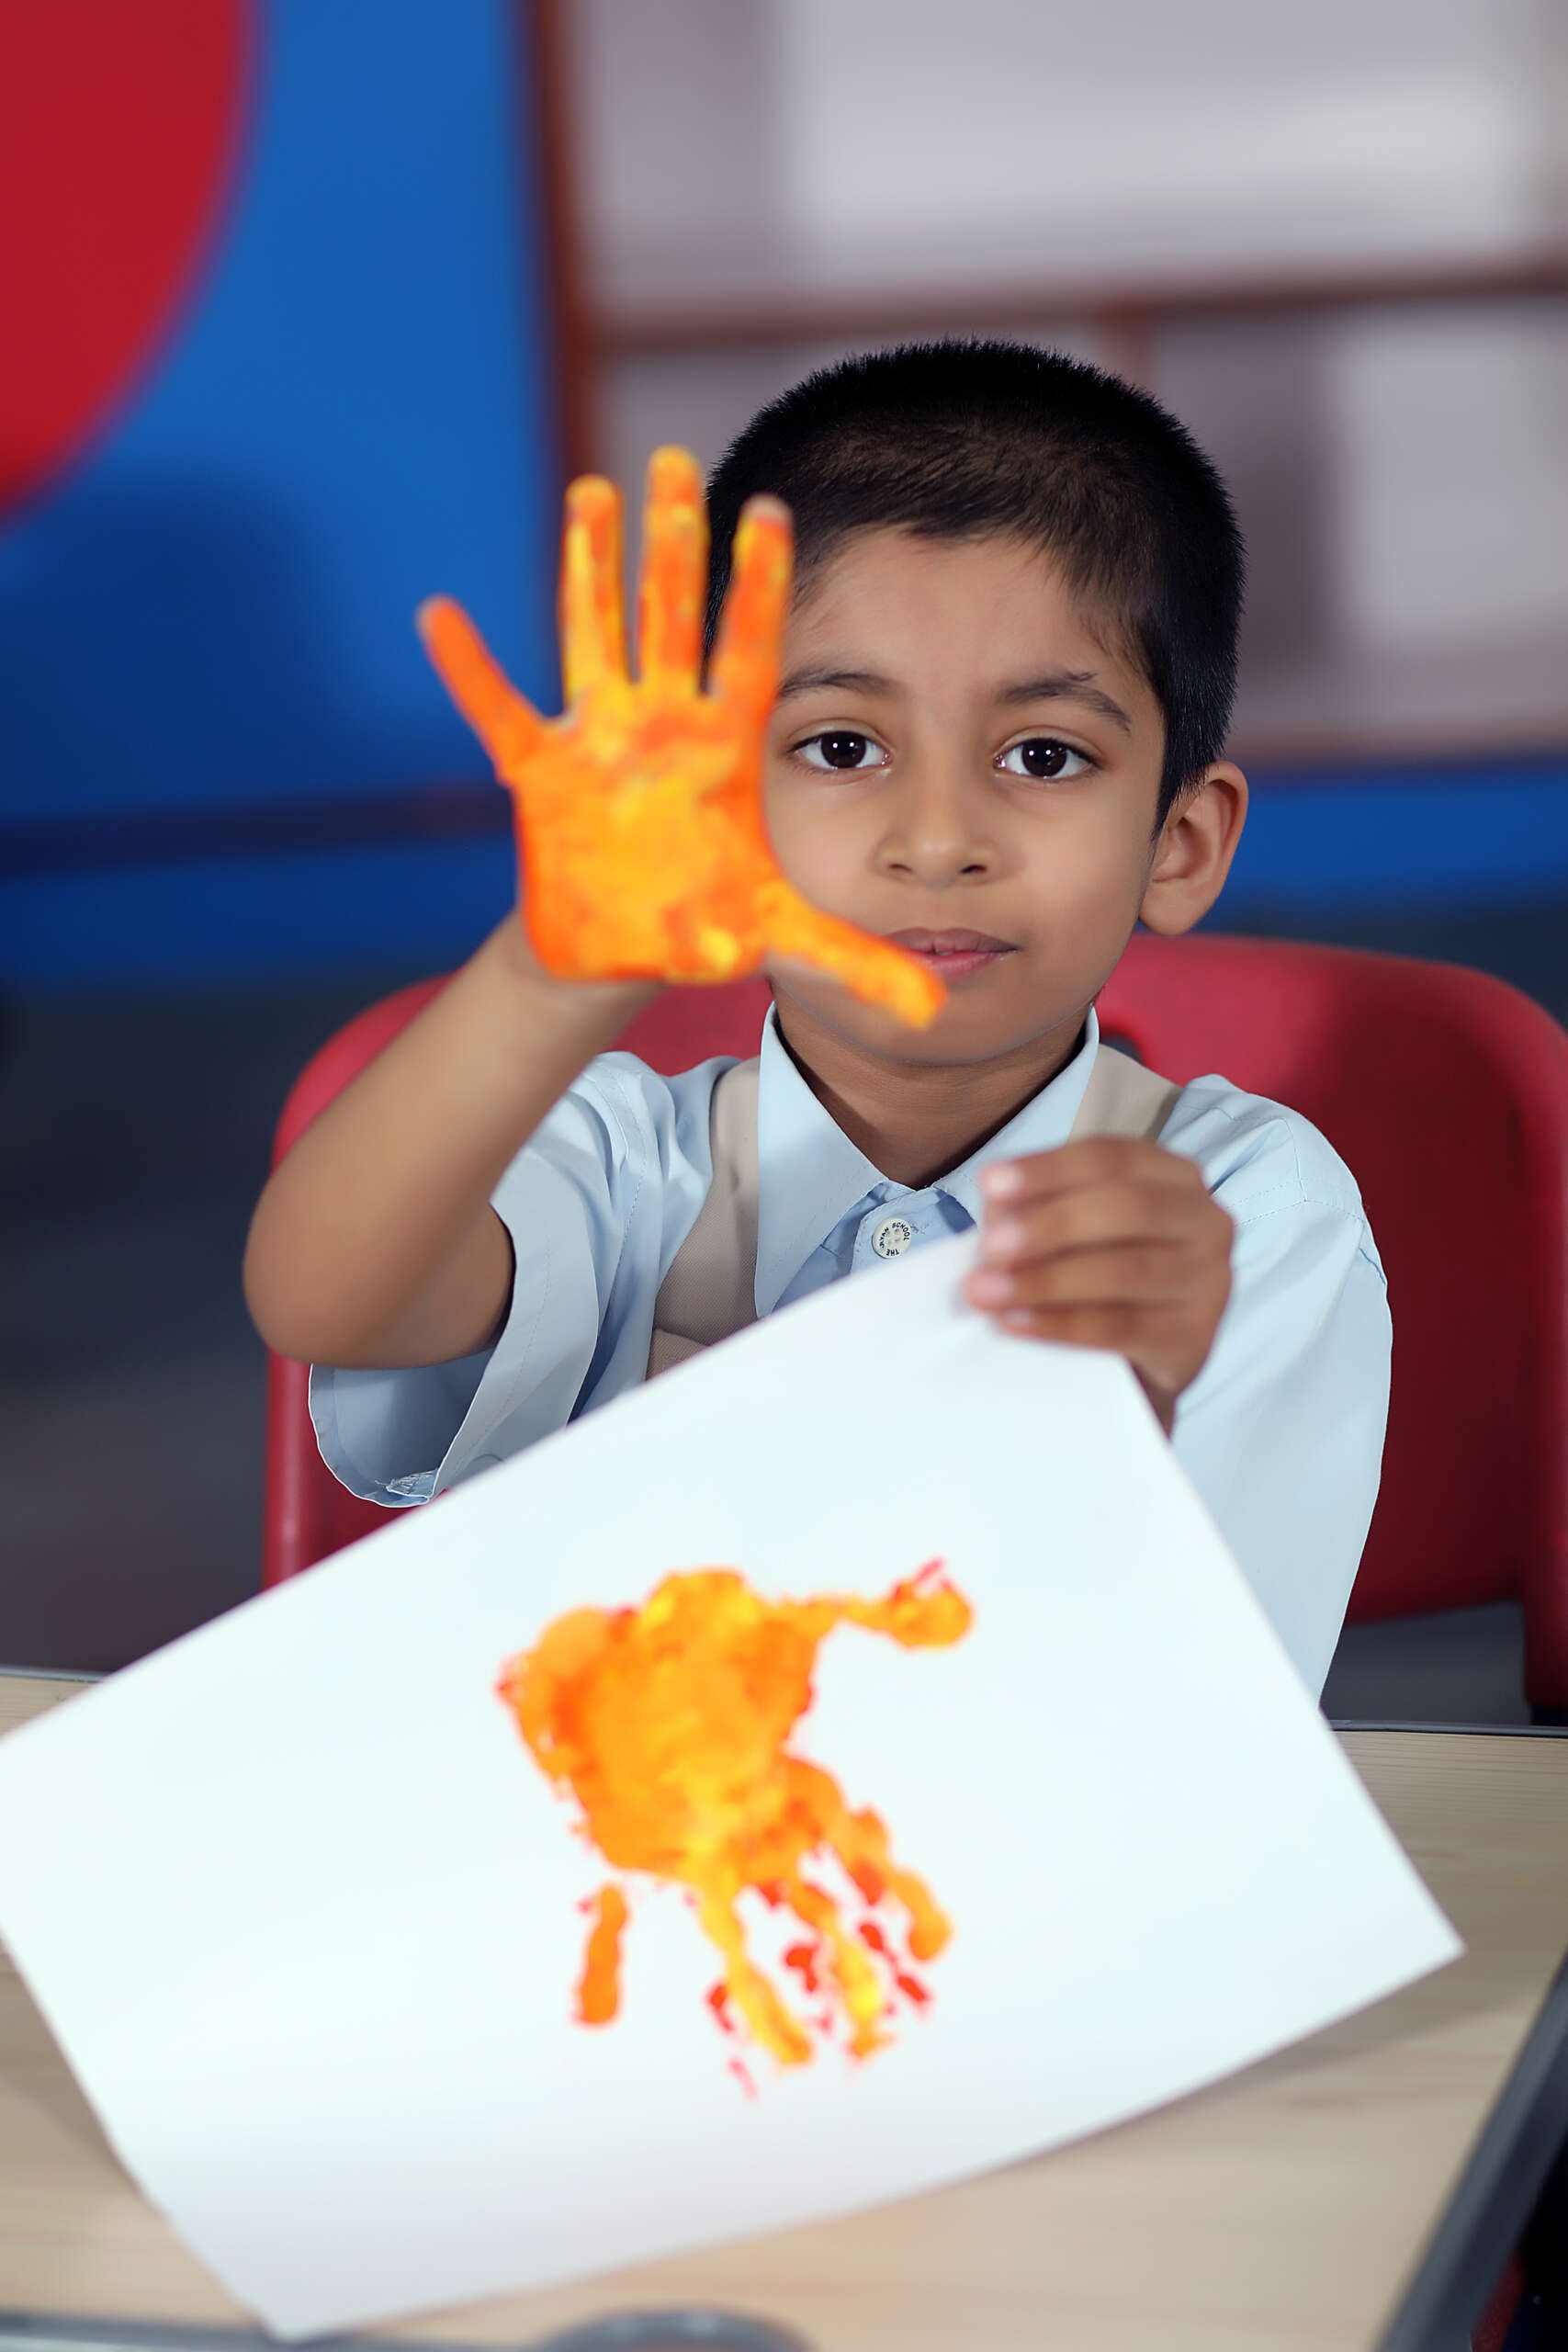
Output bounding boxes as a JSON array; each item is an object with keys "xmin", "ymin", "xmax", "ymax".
[
  {"xmin": 1070, "ymin": 1040, "xmax": 1183, "ymax": 1144},
  {"xmin": 646, "ymin": 1058, "xmax": 762, "ymax": 1382},
  {"xmin": 646, "ymin": 1042, "xmax": 1180, "ymax": 1380}
]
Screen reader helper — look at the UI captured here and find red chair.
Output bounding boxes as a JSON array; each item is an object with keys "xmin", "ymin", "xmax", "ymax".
[{"xmin": 261, "ymin": 933, "xmax": 1568, "ymax": 1715}]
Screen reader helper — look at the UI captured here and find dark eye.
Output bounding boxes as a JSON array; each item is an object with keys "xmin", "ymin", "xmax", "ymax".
[
  {"xmin": 998, "ymin": 739, "xmax": 1093, "ymax": 782},
  {"xmin": 795, "ymin": 729, "xmax": 886, "ymax": 773}
]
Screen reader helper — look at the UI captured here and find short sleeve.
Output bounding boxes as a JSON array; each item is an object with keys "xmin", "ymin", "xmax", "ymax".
[
  {"xmin": 309, "ymin": 1053, "xmax": 720, "ymax": 1509},
  {"xmin": 1163, "ymin": 1086, "xmax": 1393, "ymax": 1701}
]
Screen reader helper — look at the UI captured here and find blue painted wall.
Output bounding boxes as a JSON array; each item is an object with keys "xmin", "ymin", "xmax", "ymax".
[
  {"xmin": 0, "ymin": 0, "xmax": 555, "ymax": 987},
  {"xmin": 1225, "ymin": 757, "xmax": 1568, "ymax": 913}
]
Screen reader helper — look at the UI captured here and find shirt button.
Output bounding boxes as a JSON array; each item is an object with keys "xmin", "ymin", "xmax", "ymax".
[{"xmin": 872, "ymin": 1216, "xmax": 914, "ymax": 1259}]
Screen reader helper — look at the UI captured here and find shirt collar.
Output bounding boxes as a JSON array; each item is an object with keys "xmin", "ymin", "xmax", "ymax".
[{"xmin": 752, "ymin": 1001, "xmax": 1102, "ymax": 1315}]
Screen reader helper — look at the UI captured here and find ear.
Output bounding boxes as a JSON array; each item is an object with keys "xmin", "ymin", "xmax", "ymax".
[{"xmin": 1137, "ymin": 762, "xmax": 1248, "ymax": 936}]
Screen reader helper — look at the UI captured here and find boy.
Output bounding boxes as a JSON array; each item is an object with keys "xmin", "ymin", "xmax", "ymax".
[{"xmin": 244, "ymin": 340, "xmax": 1389, "ymax": 1700}]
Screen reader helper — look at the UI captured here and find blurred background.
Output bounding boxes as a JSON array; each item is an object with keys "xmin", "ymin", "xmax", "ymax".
[{"xmin": 3, "ymin": 0, "xmax": 1565, "ymax": 1712}]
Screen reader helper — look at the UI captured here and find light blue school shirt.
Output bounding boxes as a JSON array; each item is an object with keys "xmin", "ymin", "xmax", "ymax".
[{"xmin": 310, "ymin": 1002, "xmax": 1391, "ymax": 1699}]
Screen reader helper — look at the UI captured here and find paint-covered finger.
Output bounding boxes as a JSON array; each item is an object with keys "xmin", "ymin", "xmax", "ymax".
[
  {"xmin": 417, "ymin": 597, "xmax": 546, "ymax": 772},
  {"xmin": 559, "ymin": 475, "xmax": 626, "ymax": 705},
  {"xmin": 762, "ymin": 884, "xmax": 946, "ymax": 1029},
  {"xmin": 636, "ymin": 447, "xmax": 708, "ymax": 694},
  {"xmin": 709, "ymin": 495, "xmax": 793, "ymax": 720}
]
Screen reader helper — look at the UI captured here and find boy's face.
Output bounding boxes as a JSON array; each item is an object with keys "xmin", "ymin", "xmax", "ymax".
[{"xmin": 762, "ymin": 527, "xmax": 1217, "ymax": 1069}]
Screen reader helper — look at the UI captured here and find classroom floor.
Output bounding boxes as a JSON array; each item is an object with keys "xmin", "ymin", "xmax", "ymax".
[{"xmin": 6, "ymin": 895, "xmax": 1565, "ymax": 1720}]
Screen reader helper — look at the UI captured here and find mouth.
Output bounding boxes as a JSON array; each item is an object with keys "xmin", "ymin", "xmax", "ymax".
[{"xmin": 884, "ymin": 927, "xmax": 1018, "ymax": 980}]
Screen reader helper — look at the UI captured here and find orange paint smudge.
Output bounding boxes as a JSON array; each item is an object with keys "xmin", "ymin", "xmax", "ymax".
[
  {"xmin": 497, "ymin": 1563, "xmax": 973, "ymax": 2075},
  {"xmin": 576, "ymin": 1884, "xmax": 626, "ymax": 2025}
]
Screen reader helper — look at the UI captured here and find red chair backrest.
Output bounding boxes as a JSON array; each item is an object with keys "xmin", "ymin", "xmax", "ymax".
[
  {"xmin": 1097, "ymin": 932, "xmax": 1568, "ymax": 1702},
  {"xmin": 262, "ymin": 934, "xmax": 1568, "ymax": 1704}
]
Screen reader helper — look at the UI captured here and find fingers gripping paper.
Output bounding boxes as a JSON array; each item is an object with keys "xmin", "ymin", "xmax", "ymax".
[{"xmin": 0, "ymin": 1237, "xmax": 1458, "ymax": 2339}]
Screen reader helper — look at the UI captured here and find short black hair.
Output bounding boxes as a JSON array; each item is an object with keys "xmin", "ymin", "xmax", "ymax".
[{"xmin": 703, "ymin": 337, "xmax": 1245, "ymax": 831}]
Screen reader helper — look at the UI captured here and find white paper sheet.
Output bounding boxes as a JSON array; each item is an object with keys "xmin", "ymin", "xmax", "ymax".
[{"xmin": 0, "ymin": 1233, "xmax": 1458, "ymax": 2339}]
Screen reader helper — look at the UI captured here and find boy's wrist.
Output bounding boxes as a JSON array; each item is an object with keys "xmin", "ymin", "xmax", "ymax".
[{"xmin": 477, "ymin": 911, "xmax": 661, "ymax": 1046}]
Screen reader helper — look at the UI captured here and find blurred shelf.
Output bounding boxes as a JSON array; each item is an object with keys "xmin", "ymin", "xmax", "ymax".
[
  {"xmin": 593, "ymin": 243, "xmax": 1568, "ymax": 360},
  {"xmin": 1231, "ymin": 723, "xmax": 1568, "ymax": 769},
  {"xmin": 0, "ymin": 779, "xmax": 502, "ymax": 875},
  {"xmin": 1229, "ymin": 639, "xmax": 1568, "ymax": 769}
]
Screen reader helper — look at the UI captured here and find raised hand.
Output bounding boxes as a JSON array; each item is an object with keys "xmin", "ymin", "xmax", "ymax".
[{"xmin": 417, "ymin": 447, "xmax": 944, "ymax": 1029}]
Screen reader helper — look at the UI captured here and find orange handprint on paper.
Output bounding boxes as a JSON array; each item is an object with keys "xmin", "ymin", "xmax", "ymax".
[
  {"xmin": 497, "ymin": 1561, "xmax": 973, "ymax": 2076},
  {"xmin": 418, "ymin": 448, "xmax": 943, "ymax": 1028}
]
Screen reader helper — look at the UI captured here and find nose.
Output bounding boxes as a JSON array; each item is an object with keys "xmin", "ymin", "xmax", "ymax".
[{"xmin": 873, "ymin": 757, "xmax": 996, "ymax": 888}]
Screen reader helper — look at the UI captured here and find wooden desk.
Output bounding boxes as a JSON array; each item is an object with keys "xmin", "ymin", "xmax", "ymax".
[{"xmin": 3, "ymin": 1672, "xmax": 1566, "ymax": 2352}]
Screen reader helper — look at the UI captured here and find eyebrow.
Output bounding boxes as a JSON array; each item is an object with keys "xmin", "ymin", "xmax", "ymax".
[
  {"xmin": 775, "ymin": 666, "xmax": 896, "ymax": 703},
  {"xmin": 774, "ymin": 663, "xmax": 1134, "ymax": 734},
  {"xmin": 995, "ymin": 670, "xmax": 1134, "ymax": 734}
]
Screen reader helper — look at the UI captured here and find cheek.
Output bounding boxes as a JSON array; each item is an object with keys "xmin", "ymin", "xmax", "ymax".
[
  {"xmin": 762, "ymin": 772, "xmax": 848, "ymax": 888},
  {"xmin": 1025, "ymin": 800, "xmax": 1156, "ymax": 908}
]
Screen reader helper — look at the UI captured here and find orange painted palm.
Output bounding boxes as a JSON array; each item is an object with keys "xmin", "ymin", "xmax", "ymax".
[
  {"xmin": 417, "ymin": 447, "xmax": 943, "ymax": 1028},
  {"xmin": 497, "ymin": 1562, "xmax": 973, "ymax": 2071}
]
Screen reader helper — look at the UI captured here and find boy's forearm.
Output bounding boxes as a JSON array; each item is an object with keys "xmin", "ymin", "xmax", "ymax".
[{"xmin": 243, "ymin": 917, "xmax": 656, "ymax": 1368}]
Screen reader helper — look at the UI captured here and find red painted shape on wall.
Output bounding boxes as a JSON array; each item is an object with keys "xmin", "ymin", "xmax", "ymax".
[{"xmin": 0, "ymin": 0, "xmax": 251, "ymax": 516}]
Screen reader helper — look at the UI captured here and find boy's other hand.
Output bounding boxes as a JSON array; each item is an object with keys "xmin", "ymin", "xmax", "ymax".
[
  {"xmin": 417, "ymin": 449, "xmax": 943, "ymax": 1031},
  {"xmin": 966, "ymin": 1140, "xmax": 1234, "ymax": 1435}
]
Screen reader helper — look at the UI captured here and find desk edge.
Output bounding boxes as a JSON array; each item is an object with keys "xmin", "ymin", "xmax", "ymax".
[{"xmin": 1378, "ymin": 1951, "xmax": 1568, "ymax": 2350}]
